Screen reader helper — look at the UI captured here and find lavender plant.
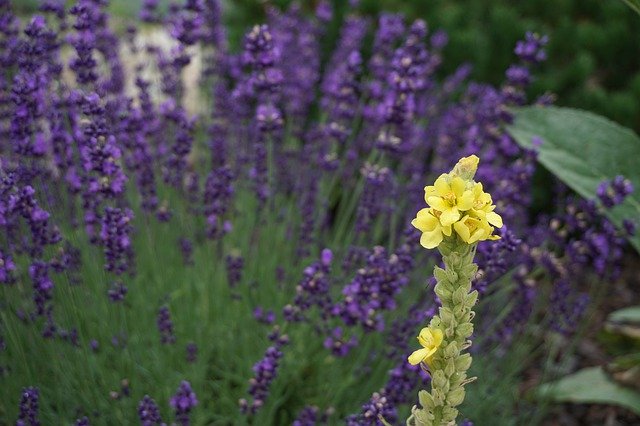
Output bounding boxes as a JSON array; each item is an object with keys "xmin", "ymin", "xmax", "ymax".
[{"xmin": 0, "ymin": 0, "xmax": 636, "ymax": 425}]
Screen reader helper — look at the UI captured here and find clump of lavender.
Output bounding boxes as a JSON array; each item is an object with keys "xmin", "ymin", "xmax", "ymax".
[
  {"xmin": 332, "ymin": 245, "xmax": 412, "ymax": 332},
  {"xmin": 283, "ymin": 248, "xmax": 333, "ymax": 322},
  {"xmin": 170, "ymin": 381, "xmax": 198, "ymax": 426}
]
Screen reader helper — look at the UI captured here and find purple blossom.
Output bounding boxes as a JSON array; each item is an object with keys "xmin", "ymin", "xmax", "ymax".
[
  {"xmin": 157, "ymin": 305, "xmax": 176, "ymax": 345},
  {"xmin": 241, "ymin": 335, "xmax": 288, "ymax": 415},
  {"xmin": 355, "ymin": 164, "xmax": 394, "ymax": 235},
  {"xmin": 107, "ymin": 281, "xmax": 127, "ymax": 302},
  {"xmin": 99, "ymin": 207, "xmax": 134, "ymax": 275},
  {"xmin": 204, "ymin": 165, "xmax": 234, "ymax": 239},
  {"xmin": 0, "ymin": 250, "xmax": 16, "ymax": 284},
  {"xmin": 323, "ymin": 327, "xmax": 357, "ymax": 357},
  {"xmin": 283, "ymin": 249, "xmax": 333, "ymax": 322},
  {"xmin": 138, "ymin": 395, "xmax": 163, "ymax": 426},
  {"xmin": 333, "ymin": 244, "xmax": 413, "ymax": 332},
  {"xmin": 186, "ymin": 342, "xmax": 198, "ymax": 363},
  {"xmin": 597, "ymin": 175, "xmax": 633, "ymax": 208},
  {"xmin": 140, "ymin": 0, "xmax": 161, "ymax": 24},
  {"xmin": 514, "ymin": 32, "xmax": 548, "ymax": 64},
  {"xmin": 16, "ymin": 387, "xmax": 40, "ymax": 426},
  {"xmin": 225, "ymin": 252, "xmax": 244, "ymax": 287},
  {"xmin": 75, "ymin": 417, "xmax": 90, "ymax": 426},
  {"xmin": 170, "ymin": 381, "xmax": 198, "ymax": 426}
]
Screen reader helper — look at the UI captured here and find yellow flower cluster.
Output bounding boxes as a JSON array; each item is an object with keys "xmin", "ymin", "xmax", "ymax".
[{"xmin": 412, "ymin": 156, "xmax": 503, "ymax": 249}]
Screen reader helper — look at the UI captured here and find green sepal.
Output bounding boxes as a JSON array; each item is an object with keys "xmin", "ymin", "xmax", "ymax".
[
  {"xmin": 455, "ymin": 353, "xmax": 472, "ymax": 371},
  {"xmin": 447, "ymin": 387, "xmax": 466, "ymax": 406},
  {"xmin": 418, "ymin": 390, "xmax": 435, "ymax": 409},
  {"xmin": 456, "ymin": 323, "xmax": 474, "ymax": 339}
]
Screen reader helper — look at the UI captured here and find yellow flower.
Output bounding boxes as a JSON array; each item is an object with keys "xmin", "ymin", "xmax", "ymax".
[
  {"xmin": 470, "ymin": 182, "xmax": 503, "ymax": 228},
  {"xmin": 453, "ymin": 213, "xmax": 500, "ymax": 244},
  {"xmin": 411, "ymin": 208, "xmax": 452, "ymax": 249},
  {"xmin": 408, "ymin": 327, "xmax": 444, "ymax": 366},
  {"xmin": 424, "ymin": 174, "xmax": 474, "ymax": 227}
]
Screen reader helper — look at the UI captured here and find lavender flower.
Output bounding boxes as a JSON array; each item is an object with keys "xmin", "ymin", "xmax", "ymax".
[
  {"xmin": 170, "ymin": 381, "xmax": 198, "ymax": 426},
  {"xmin": 75, "ymin": 417, "xmax": 90, "ymax": 426},
  {"xmin": 16, "ymin": 387, "xmax": 40, "ymax": 426},
  {"xmin": 99, "ymin": 207, "xmax": 134, "ymax": 275},
  {"xmin": 596, "ymin": 175, "xmax": 633, "ymax": 208},
  {"xmin": 140, "ymin": 0, "xmax": 161, "ymax": 24},
  {"xmin": 514, "ymin": 32, "xmax": 548, "ymax": 64},
  {"xmin": 157, "ymin": 305, "xmax": 176, "ymax": 345},
  {"xmin": 186, "ymin": 342, "xmax": 198, "ymax": 363},
  {"xmin": 0, "ymin": 250, "xmax": 16, "ymax": 284},
  {"xmin": 241, "ymin": 335, "xmax": 288, "ymax": 415},
  {"xmin": 225, "ymin": 251, "xmax": 244, "ymax": 287},
  {"xmin": 355, "ymin": 164, "xmax": 394, "ymax": 235},
  {"xmin": 323, "ymin": 327, "xmax": 357, "ymax": 357},
  {"xmin": 333, "ymin": 244, "xmax": 413, "ymax": 332},
  {"xmin": 203, "ymin": 165, "xmax": 234, "ymax": 239},
  {"xmin": 107, "ymin": 281, "xmax": 127, "ymax": 302},
  {"xmin": 283, "ymin": 249, "xmax": 333, "ymax": 322},
  {"xmin": 138, "ymin": 395, "xmax": 163, "ymax": 426}
]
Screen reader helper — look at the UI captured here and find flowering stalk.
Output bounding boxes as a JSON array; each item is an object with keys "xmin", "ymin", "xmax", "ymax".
[{"xmin": 406, "ymin": 156, "xmax": 502, "ymax": 426}]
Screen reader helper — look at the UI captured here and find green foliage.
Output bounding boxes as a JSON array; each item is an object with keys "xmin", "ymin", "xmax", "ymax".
[
  {"xmin": 537, "ymin": 367, "xmax": 640, "ymax": 415},
  {"xmin": 537, "ymin": 306, "xmax": 640, "ymax": 416},
  {"xmin": 610, "ymin": 306, "xmax": 640, "ymax": 324},
  {"xmin": 622, "ymin": 0, "xmax": 640, "ymax": 15},
  {"xmin": 507, "ymin": 106, "xmax": 640, "ymax": 253}
]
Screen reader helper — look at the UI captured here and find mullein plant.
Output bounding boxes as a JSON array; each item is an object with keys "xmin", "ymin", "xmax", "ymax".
[{"xmin": 406, "ymin": 155, "xmax": 503, "ymax": 426}]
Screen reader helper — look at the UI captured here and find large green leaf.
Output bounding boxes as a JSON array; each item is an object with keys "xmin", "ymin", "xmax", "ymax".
[
  {"xmin": 622, "ymin": 0, "xmax": 640, "ymax": 15},
  {"xmin": 609, "ymin": 306, "xmax": 640, "ymax": 324},
  {"xmin": 507, "ymin": 106, "xmax": 640, "ymax": 253},
  {"xmin": 537, "ymin": 366, "xmax": 640, "ymax": 414}
]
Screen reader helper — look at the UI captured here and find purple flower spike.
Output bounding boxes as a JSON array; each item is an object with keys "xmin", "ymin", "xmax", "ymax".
[
  {"xmin": 170, "ymin": 381, "xmax": 198, "ymax": 426},
  {"xmin": 16, "ymin": 387, "xmax": 40, "ymax": 426}
]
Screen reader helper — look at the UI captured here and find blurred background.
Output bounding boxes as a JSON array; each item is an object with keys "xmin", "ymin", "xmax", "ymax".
[{"xmin": 15, "ymin": 0, "xmax": 640, "ymax": 131}]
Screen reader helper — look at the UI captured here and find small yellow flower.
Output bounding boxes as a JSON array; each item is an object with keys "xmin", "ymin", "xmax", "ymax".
[
  {"xmin": 408, "ymin": 327, "xmax": 444, "ymax": 366},
  {"xmin": 411, "ymin": 208, "xmax": 452, "ymax": 249},
  {"xmin": 453, "ymin": 213, "xmax": 500, "ymax": 244},
  {"xmin": 424, "ymin": 174, "xmax": 474, "ymax": 227},
  {"xmin": 470, "ymin": 182, "xmax": 503, "ymax": 228}
]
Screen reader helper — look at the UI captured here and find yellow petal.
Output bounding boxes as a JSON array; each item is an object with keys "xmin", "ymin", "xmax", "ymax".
[
  {"xmin": 442, "ymin": 224, "xmax": 452, "ymax": 237},
  {"xmin": 486, "ymin": 211, "xmax": 503, "ymax": 228},
  {"xmin": 431, "ymin": 328, "xmax": 444, "ymax": 346},
  {"xmin": 427, "ymin": 196, "xmax": 448, "ymax": 212},
  {"xmin": 454, "ymin": 219, "xmax": 471, "ymax": 242},
  {"xmin": 417, "ymin": 327, "xmax": 433, "ymax": 346},
  {"xmin": 450, "ymin": 176, "xmax": 466, "ymax": 197},
  {"xmin": 408, "ymin": 348, "xmax": 430, "ymax": 365},
  {"xmin": 439, "ymin": 207, "xmax": 460, "ymax": 227},
  {"xmin": 420, "ymin": 228, "xmax": 443, "ymax": 249},
  {"xmin": 458, "ymin": 190, "xmax": 474, "ymax": 211},
  {"xmin": 433, "ymin": 175, "xmax": 450, "ymax": 196}
]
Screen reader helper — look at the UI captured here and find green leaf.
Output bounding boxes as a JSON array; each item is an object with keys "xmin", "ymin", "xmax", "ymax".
[
  {"xmin": 622, "ymin": 0, "xmax": 640, "ymax": 15},
  {"xmin": 609, "ymin": 306, "xmax": 640, "ymax": 324},
  {"xmin": 507, "ymin": 106, "xmax": 640, "ymax": 253},
  {"xmin": 537, "ymin": 366, "xmax": 640, "ymax": 414}
]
